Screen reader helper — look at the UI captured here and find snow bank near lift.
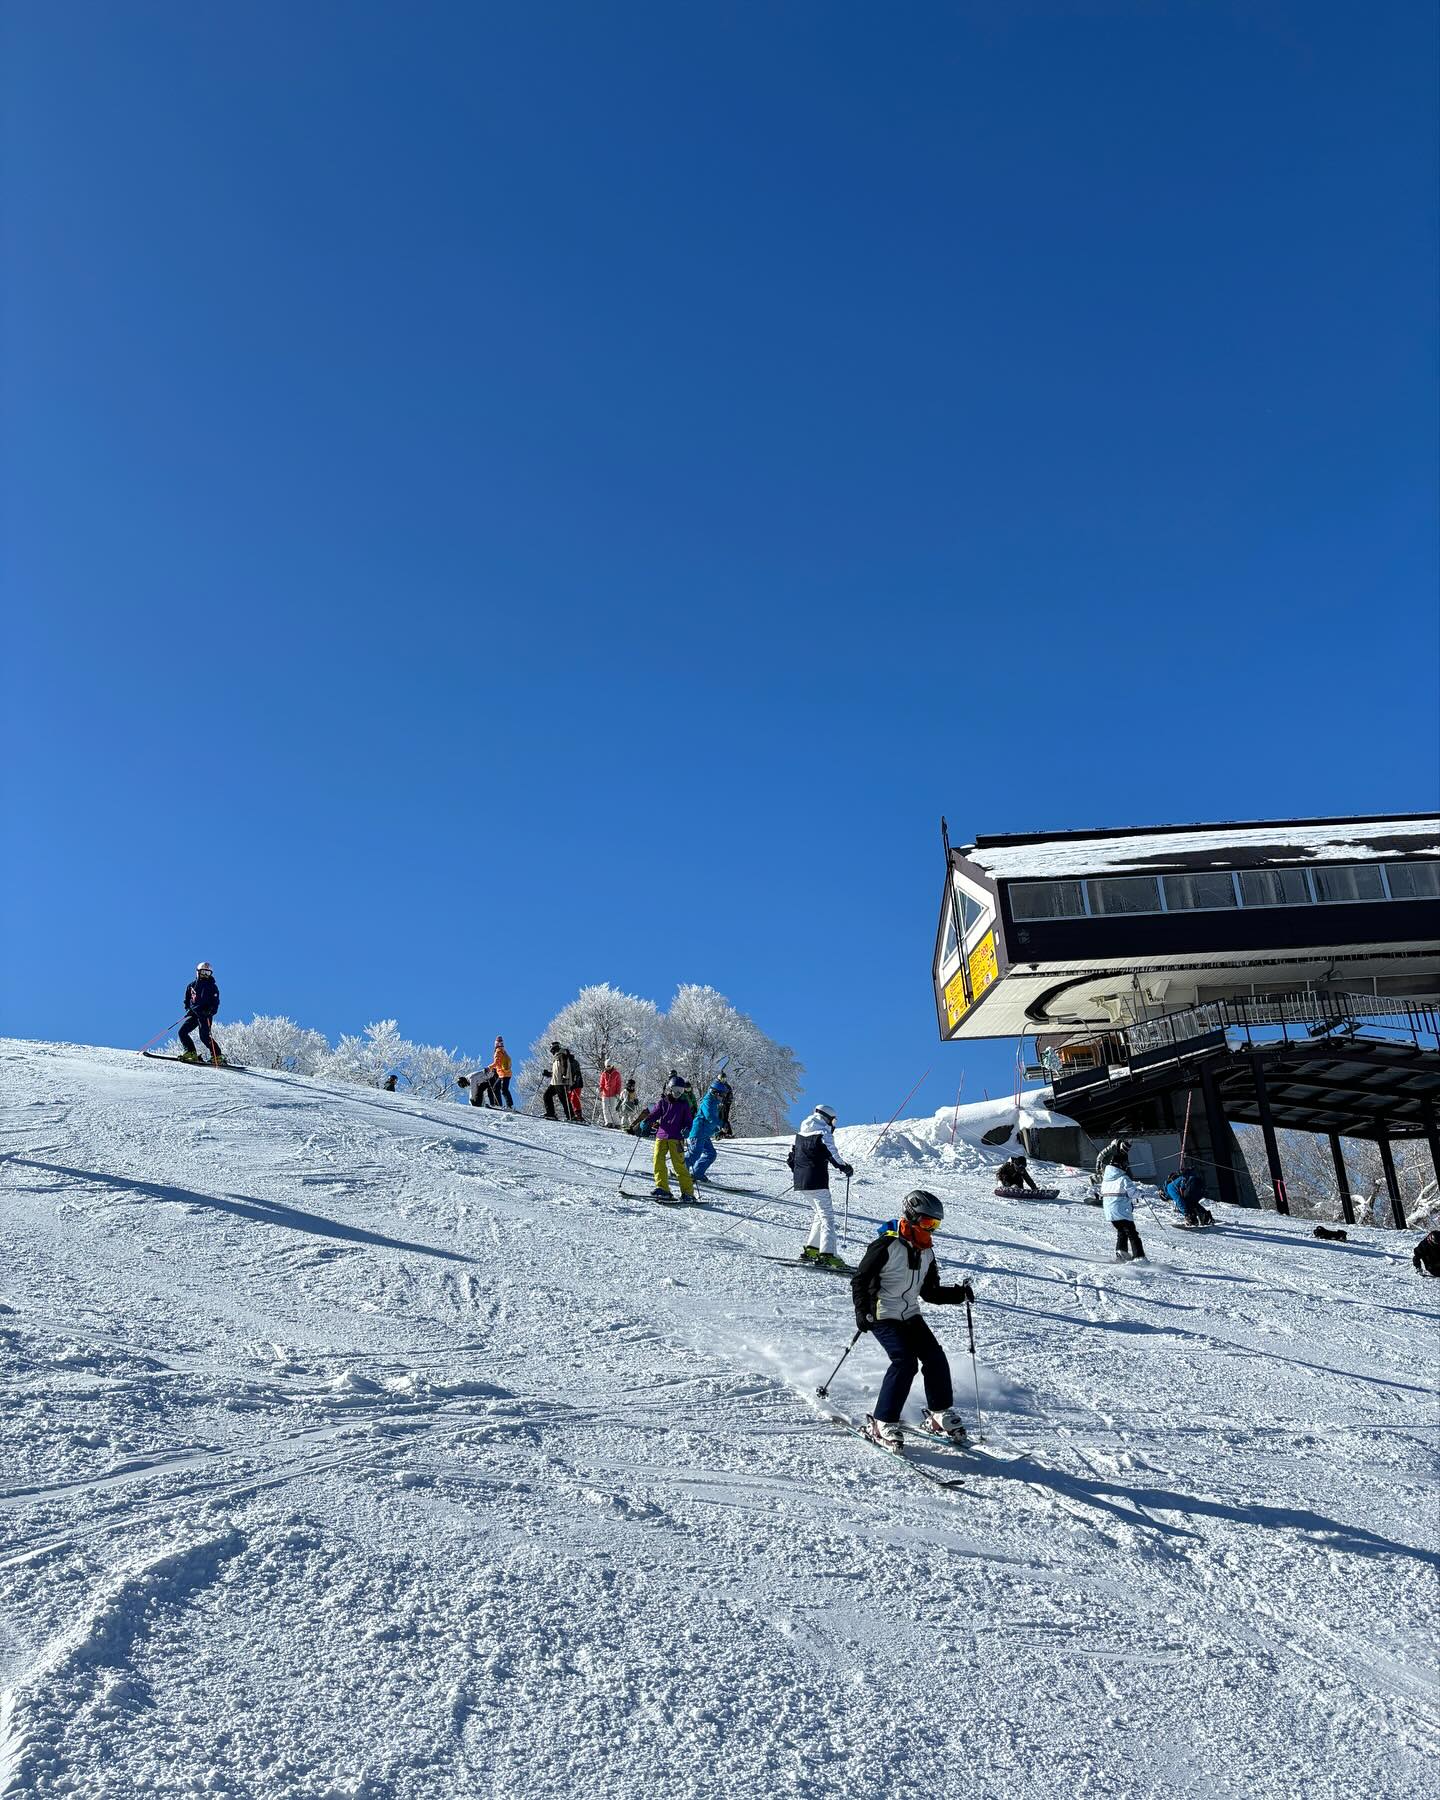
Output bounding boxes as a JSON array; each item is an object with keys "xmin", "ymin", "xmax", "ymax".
[{"xmin": 834, "ymin": 1090, "xmax": 1082, "ymax": 1175}]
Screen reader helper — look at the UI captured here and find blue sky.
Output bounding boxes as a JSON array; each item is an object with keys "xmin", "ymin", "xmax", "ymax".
[{"xmin": 3, "ymin": 1, "xmax": 1436, "ymax": 1122}]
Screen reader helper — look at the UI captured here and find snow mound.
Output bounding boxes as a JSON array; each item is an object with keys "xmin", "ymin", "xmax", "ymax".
[{"xmin": 835, "ymin": 1090, "xmax": 1080, "ymax": 1171}]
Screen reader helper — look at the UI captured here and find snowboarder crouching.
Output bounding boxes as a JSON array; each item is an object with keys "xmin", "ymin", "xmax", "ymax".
[
  {"xmin": 850, "ymin": 1190, "xmax": 973, "ymax": 1450},
  {"xmin": 996, "ymin": 1153, "xmax": 1039, "ymax": 1194},
  {"xmin": 1413, "ymin": 1230, "xmax": 1440, "ymax": 1278},
  {"xmin": 1165, "ymin": 1164, "xmax": 1212, "ymax": 1228},
  {"xmin": 685, "ymin": 1079, "xmax": 730, "ymax": 1184},
  {"xmin": 632, "ymin": 1076, "xmax": 696, "ymax": 1200},
  {"xmin": 179, "ymin": 962, "xmax": 224, "ymax": 1066},
  {"xmin": 1101, "ymin": 1155, "xmax": 1147, "ymax": 1261},
  {"xmin": 458, "ymin": 1067, "xmax": 502, "ymax": 1108},
  {"xmin": 790, "ymin": 1104, "xmax": 854, "ymax": 1272}
]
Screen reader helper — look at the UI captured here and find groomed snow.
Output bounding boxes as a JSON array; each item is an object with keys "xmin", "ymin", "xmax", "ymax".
[{"xmin": 1, "ymin": 1041, "xmax": 1436, "ymax": 1799}]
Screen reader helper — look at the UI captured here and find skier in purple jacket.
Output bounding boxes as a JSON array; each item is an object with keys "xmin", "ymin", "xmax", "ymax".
[{"xmin": 631, "ymin": 1076, "xmax": 697, "ymax": 1201}]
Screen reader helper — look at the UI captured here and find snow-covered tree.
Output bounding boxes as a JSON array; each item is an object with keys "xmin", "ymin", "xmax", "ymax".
[
  {"xmin": 659, "ymin": 986, "xmax": 802, "ymax": 1136},
  {"xmin": 519, "ymin": 985, "xmax": 660, "ymax": 1114},
  {"xmin": 210, "ymin": 1014, "xmax": 329, "ymax": 1074},
  {"xmin": 406, "ymin": 1039, "xmax": 472, "ymax": 1101},
  {"xmin": 524, "ymin": 981, "xmax": 801, "ymax": 1133},
  {"xmin": 1234, "ymin": 1125, "xmax": 1433, "ymax": 1226},
  {"xmin": 318, "ymin": 1020, "xmax": 408, "ymax": 1089}
]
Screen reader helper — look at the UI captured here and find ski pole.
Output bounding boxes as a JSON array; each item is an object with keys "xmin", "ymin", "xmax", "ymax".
[
  {"xmin": 816, "ymin": 1330, "xmax": 861, "ymax": 1398},
  {"xmin": 618, "ymin": 1131, "xmax": 643, "ymax": 1195},
  {"xmin": 136, "ymin": 1020, "xmax": 183, "ymax": 1054},
  {"xmin": 965, "ymin": 1300, "xmax": 984, "ymax": 1437}
]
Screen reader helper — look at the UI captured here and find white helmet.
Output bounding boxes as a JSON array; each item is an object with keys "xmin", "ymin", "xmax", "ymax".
[
  {"xmin": 196, "ymin": 961, "xmax": 213, "ymax": 975},
  {"xmin": 814, "ymin": 1104, "xmax": 837, "ymax": 1125}
]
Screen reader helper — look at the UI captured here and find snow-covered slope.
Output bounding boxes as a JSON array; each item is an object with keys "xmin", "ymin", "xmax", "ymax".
[{"xmin": 1, "ymin": 1041, "xmax": 1436, "ymax": 1799}]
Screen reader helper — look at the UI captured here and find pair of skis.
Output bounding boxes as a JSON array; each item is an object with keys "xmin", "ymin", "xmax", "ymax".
[
  {"xmin": 823, "ymin": 1412, "xmax": 969, "ymax": 1489},
  {"xmin": 141, "ymin": 1051, "xmax": 248, "ymax": 1072}
]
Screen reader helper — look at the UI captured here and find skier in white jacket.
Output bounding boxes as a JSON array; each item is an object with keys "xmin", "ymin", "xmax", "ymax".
[
  {"xmin": 788, "ymin": 1104, "xmax": 854, "ymax": 1270},
  {"xmin": 1100, "ymin": 1151, "xmax": 1147, "ymax": 1262}
]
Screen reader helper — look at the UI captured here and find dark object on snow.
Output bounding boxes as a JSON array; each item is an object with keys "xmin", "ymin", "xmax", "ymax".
[
  {"xmin": 383, "ymin": 1075, "xmax": 398, "ymax": 1092},
  {"xmin": 995, "ymin": 1185, "xmax": 1060, "ymax": 1201},
  {"xmin": 1313, "ymin": 1225, "xmax": 1349, "ymax": 1243},
  {"xmin": 1413, "ymin": 1229, "xmax": 1440, "ymax": 1277}
]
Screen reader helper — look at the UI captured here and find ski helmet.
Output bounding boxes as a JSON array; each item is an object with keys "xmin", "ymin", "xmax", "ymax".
[
  {"xmin": 814, "ymin": 1104, "xmax": 837, "ymax": 1125},
  {"xmin": 196, "ymin": 961, "xmax": 213, "ymax": 975},
  {"xmin": 902, "ymin": 1189, "xmax": 944, "ymax": 1225},
  {"xmin": 667, "ymin": 1075, "xmax": 687, "ymax": 1093}
]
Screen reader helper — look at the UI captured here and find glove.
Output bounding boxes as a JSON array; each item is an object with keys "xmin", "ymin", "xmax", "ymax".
[
  {"xmin": 841, "ymin": 1163, "xmax": 855, "ymax": 1178},
  {"xmin": 854, "ymin": 1313, "xmax": 873, "ymax": 1334},
  {"xmin": 956, "ymin": 1281, "xmax": 975, "ymax": 1304}
]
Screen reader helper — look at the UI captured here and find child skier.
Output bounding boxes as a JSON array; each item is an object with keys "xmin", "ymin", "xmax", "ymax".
[
  {"xmin": 618, "ymin": 1077, "xmax": 643, "ymax": 1132},
  {"xmin": 850, "ymin": 1190, "xmax": 974, "ymax": 1450},
  {"xmin": 632, "ymin": 1076, "xmax": 697, "ymax": 1201},
  {"xmin": 1101, "ymin": 1152, "xmax": 1147, "ymax": 1260},
  {"xmin": 685, "ymin": 1079, "xmax": 730, "ymax": 1184},
  {"xmin": 789, "ymin": 1104, "xmax": 854, "ymax": 1271},
  {"xmin": 492, "ymin": 1037, "xmax": 514, "ymax": 1109}
]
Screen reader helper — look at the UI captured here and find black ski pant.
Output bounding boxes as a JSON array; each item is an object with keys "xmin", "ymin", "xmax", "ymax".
[
  {"xmin": 496, "ymin": 1076, "xmax": 514, "ymax": 1109},
  {"xmin": 1112, "ymin": 1219, "xmax": 1145, "ymax": 1259},
  {"xmin": 871, "ymin": 1317, "xmax": 953, "ymax": 1423},
  {"xmin": 542, "ymin": 1083, "xmax": 569, "ymax": 1120},
  {"xmin": 179, "ymin": 1011, "xmax": 217, "ymax": 1057}
]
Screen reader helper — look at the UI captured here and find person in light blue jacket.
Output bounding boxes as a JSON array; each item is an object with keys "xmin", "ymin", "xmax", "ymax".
[
  {"xmin": 1101, "ymin": 1153, "xmax": 1147, "ymax": 1262},
  {"xmin": 685, "ymin": 1079, "xmax": 730, "ymax": 1184}
]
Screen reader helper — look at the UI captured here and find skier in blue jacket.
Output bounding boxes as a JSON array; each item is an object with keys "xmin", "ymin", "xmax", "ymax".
[{"xmin": 685, "ymin": 1079, "xmax": 730, "ymax": 1184}]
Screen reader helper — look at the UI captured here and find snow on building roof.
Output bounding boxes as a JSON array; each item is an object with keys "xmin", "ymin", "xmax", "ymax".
[{"xmin": 959, "ymin": 815, "xmax": 1440, "ymax": 882}]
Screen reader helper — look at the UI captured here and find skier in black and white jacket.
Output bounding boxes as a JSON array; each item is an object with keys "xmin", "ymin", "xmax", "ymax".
[
  {"xmin": 789, "ymin": 1104, "xmax": 854, "ymax": 1271},
  {"xmin": 850, "ymin": 1189, "xmax": 973, "ymax": 1450}
]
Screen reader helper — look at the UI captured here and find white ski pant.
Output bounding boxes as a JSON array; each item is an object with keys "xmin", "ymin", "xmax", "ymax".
[
  {"xmin": 804, "ymin": 1185, "xmax": 836, "ymax": 1256},
  {"xmin": 600, "ymin": 1095, "xmax": 615, "ymax": 1126}
]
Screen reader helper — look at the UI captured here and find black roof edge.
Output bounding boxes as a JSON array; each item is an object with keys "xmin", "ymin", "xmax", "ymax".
[{"xmin": 967, "ymin": 811, "xmax": 1438, "ymax": 852}]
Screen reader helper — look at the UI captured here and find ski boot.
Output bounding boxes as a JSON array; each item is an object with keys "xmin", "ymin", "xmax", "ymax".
[
  {"xmin": 650, "ymin": 1186, "xmax": 673, "ymax": 1200},
  {"xmin": 179, "ymin": 1049, "xmax": 202, "ymax": 1065},
  {"xmin": 863, "ymin": 1415, "xmax": 903, "ymax": 1453},
  {"xmin": 921, "ymin": 1407, "xmax": 968, "ymax": 1448},
  {"xmin": 816, "ymin": 1252, "xmax": 849, "ymax": 1272},
  {"xmin": 800, "ymin": 1246, "xmax": 821, "ymax": 1264}
]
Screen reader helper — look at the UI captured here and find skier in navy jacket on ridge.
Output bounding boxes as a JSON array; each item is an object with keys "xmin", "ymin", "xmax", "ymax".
[{"xmin": 179, "ymin": 962, "xmax": 223, "ymax": 1065}]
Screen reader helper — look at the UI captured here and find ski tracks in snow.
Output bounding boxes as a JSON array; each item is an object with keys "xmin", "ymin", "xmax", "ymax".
[{"xmin": 0, "ymin": 1040, "xmax": 1435, "ymax": 1798}]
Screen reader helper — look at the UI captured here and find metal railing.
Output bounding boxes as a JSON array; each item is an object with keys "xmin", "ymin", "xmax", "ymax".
[{"xmin": 1125, "ymin": 991, "xmax": 1439, "ymax": 1060}]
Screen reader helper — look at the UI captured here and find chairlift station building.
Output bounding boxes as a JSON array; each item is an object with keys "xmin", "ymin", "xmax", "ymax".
[{"xmin": 932, "ymin": 814, "xmax": 1440, "ymax": 1224}]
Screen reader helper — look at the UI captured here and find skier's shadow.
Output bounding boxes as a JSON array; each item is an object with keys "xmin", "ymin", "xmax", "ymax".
[
  {"xmin": 10, "ymin": 1158, "xmax": 473, "ymax": 1265},
  {"xmin": 972, "ymin": 1446, "xmax": 1440, "ymax": 1569}
]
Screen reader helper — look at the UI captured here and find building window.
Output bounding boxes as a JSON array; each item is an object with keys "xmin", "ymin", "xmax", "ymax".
[
  {"xmin": 1238, "ymin": 869, "xmax": 1313, "ymax": 907},
  {"xmin": 957, "ymin": 888, "xmax": 986, "ymax": 935},
  {"xmin": 1162, "ymin": 872, "xmax": 1239, "ymax": 911},
  {"xmin": 1010, "ymin": 880, "xmax": 1086, "ymax": 921},
  {"xmin": 1087, "ymin": 876, "xmax": 1162, "ymax": 915},
  {"xmin": 1312, "ymin": 864, "xmax": 1386, "ymax": 904},
  {"xmin": 1385, "ymin": 861, "xmax": 1440, "ymax": 900}
]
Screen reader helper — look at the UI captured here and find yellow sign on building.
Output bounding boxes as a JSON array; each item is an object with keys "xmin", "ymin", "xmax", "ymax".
[
  {"xmin": 967, "ymin": 929, "xmax": 999, "ymax": 1004},
  {"xmin": 943, "ymin": 929, "xmax": 999, "ymax": 1032}
]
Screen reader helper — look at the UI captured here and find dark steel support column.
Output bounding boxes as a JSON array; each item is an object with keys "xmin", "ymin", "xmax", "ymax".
[
  {"xmin": 1376, "ymin": 1125, "xmax": 1405, "ymax": 1229},
  {"xmin": 1199, "ymin": 1061, "xmax": 1241, "ymax": 1209},
  {"xmin": 1423, "ymin": 1102, "xmax": 1440, "ymax": 1192},
  {"xmin": 1249, "ymin": 1053, "xmax": 1289, "ymax": 1214},
  {"xmin": 1328, "ymin": 1133, "xmax": 1355, "ymax": 1226}
]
